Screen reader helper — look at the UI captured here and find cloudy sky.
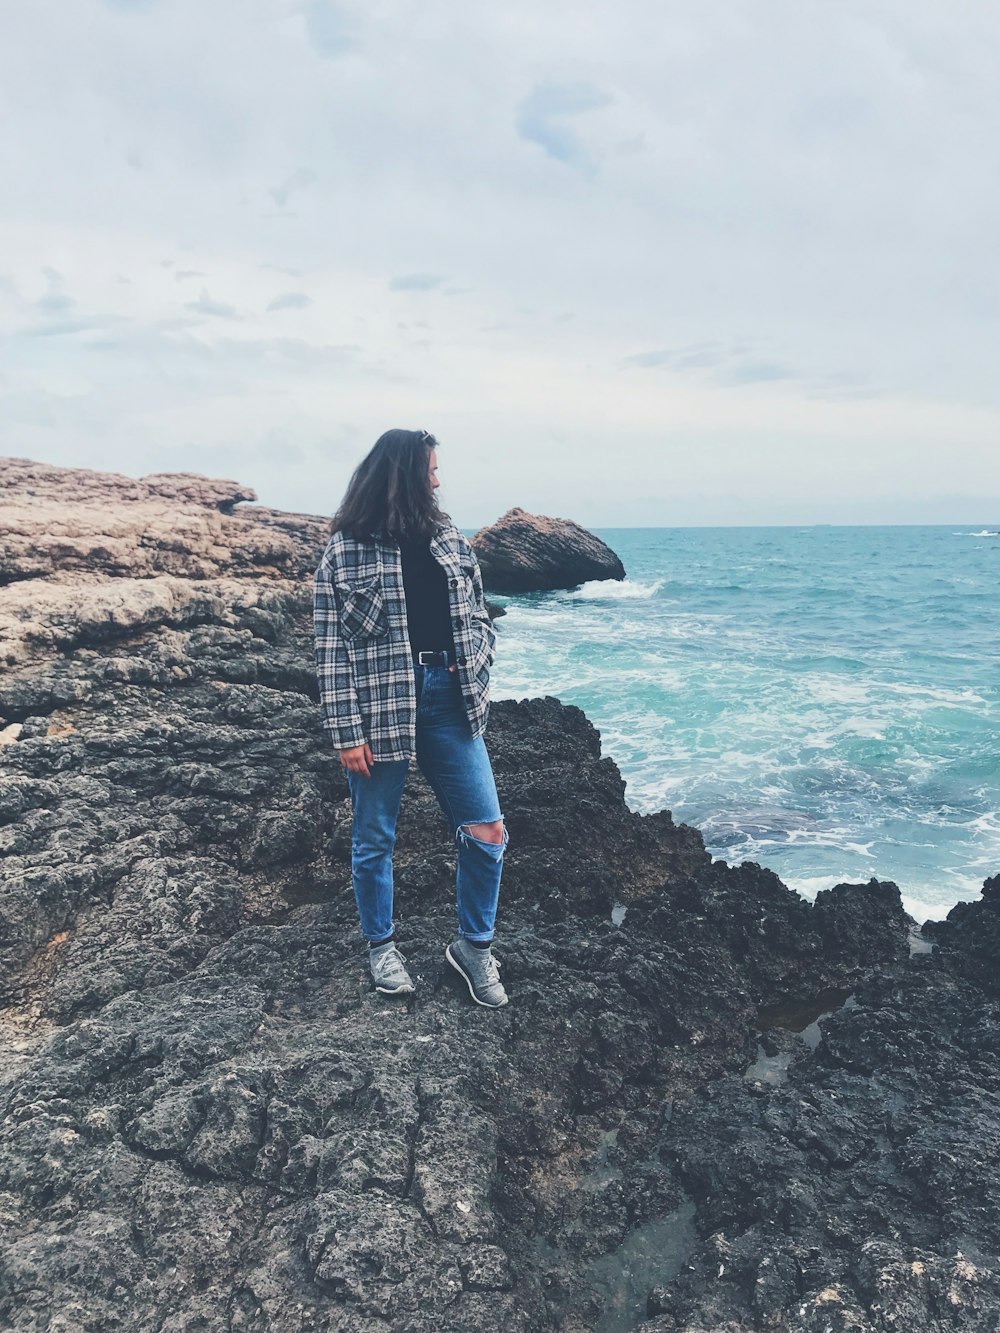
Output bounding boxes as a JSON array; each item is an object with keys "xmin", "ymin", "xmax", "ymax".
[{"xmin": 2, "ymin": 0, "xmax": 999, "ymax": 526}]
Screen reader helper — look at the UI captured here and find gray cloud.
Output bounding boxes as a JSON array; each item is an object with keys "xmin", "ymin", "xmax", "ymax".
[
  {"xmin": 69, "ymin": 317, "xmax": 370, "ymax": 381},
  {"xmin": 515, "ymin": 82, "xmax": 612, "ymax": 167},
  {"xmin": 267, "ymin": 291, "xmax": 312, "ymax": 312},
  {"xmin": 623, "ymin": 343, "xmax": 748, "ymax": 375},
  {"xmin": 184, "ymin": 289, "xmax": 240, "ymax": 320},
  {"xmin": 24, "ymin": 317, "xmax": 103, "ymax": 339},
  {"xmin": 268, "ymin": 167, "xmax": 318, "ymax": 209},
  {"xmin": 622, "ymin": 349, "xmax": 677, "ymax": 369},
  {"xmin": 37, "ymin": 291, "xmax": 76, "ymax": 314},
  {"xmin": 389, "ymin": 274, "xmax": 447, "ymax": 292},
  {"xmin": 623, "ymin": 342, "xmax": 827, "ymax": 391},
  {"xmin": 304, "ymin": 1, "xmax": 355, "ymax": 58},
  {"xmin": 719, "ymin": 359, "xmax": 794, "ymax": 386},
  {"xmin": 152, "ymin": 437, "xmax": 308, "ymax": 472}
]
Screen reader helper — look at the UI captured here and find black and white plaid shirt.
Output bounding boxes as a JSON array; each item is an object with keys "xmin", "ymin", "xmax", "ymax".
[{"xmin": 313, "ymin": 522, "xmax": 497, "ymax": 760}]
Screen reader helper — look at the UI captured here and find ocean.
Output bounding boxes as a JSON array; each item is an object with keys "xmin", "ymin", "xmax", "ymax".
[{"xmin": 486, "ymin": 525, "xmax": 1000, "ymax": 924}]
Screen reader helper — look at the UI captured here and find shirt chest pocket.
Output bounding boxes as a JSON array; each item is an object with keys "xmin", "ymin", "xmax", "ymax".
[{"xmin": 336, "ymin": 574, "xmax": 388, "ymax": 641}]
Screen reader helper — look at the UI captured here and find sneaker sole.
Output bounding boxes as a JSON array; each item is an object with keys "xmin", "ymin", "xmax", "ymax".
[
  {"xmin": 373, "ymin": 981, "xmax": 415, "ymax": 995},
  {"xmin": 445, "ymin": 944, "xmax": 508, "ymax": 1009}
]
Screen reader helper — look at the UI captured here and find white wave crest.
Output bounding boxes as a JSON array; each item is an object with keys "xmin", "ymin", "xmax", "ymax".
[
  {"xmin": 902, "ymin": 877, "xmax": 986, "ymax": 923},
  {"xmin": 782, "ymin": 873, "xmax": 860, "ymax": 901},
  {"xmin": 957, "ymin": 529, "xmax": 1000, "ymax": 537},
  {"xmin": 782, "ymin": 876, "xmax": 967, "ymax": 923},
  {"xmin": 568, "ymin": 578, "xmax": 664, "ymax": 600}
]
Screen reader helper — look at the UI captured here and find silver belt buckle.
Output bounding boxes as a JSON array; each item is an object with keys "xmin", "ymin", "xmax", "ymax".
[{"xmin": 417, "ymin": 651, "xmax": 436, "ymax": 665}]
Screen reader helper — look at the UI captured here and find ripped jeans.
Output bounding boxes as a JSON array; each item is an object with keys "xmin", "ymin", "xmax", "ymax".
[{"xmin": 346, "ymin": 664, "xmax": 507, "ymax": 944}]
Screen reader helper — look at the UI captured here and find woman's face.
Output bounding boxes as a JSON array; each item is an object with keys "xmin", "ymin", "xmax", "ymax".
[{"xmin": 427, "ymin": 448, "xmax": 440, "ymax": 492}]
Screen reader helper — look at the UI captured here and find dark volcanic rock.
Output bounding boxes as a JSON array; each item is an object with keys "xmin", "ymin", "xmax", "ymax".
[
  {"xmin": 471, "ymin": 506, "xmax": 626, "ymax": 593},
  {"xmin": 922, "ymin": 873, "xmax": 1000, "ymax": 998},
  {"xmin": 2, "ymin": 457, "xmax": 999, "ymax": 1332},
  {"xmin": 661, "ymin": 962, "xmax": 1000, "ymax": 1332}
]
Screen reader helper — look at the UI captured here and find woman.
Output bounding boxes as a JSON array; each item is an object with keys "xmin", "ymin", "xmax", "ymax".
[{"xmin": 313, "ymin": 429, "xmax": 508, "ymax": 1007}]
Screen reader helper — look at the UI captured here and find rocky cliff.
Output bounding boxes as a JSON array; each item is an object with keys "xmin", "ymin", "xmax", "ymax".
[{"xmin": 2, "ymin": 459, "xmax": 999, "ymax": 1332}]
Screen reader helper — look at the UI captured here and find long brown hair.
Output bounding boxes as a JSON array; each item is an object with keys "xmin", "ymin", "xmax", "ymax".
[{"xmin": 329, "ymin": 429, "xmax": 449, "ymax": 541}]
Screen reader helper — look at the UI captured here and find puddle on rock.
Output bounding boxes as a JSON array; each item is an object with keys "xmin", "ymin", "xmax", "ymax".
[
  {"xmin": 755, "ymin": 987, "xmax": 853, "ymax": 1034},
  {"xmin": 908, "ymin": 924, "xmax": 935, "ymax": 956},
  {"xmin": 798, "ymin": 997, "xmax": 856, "ymax": 1049},
  {"xmin": 588, "ymin": 1202, "xmax": 698, "ymax": 1332},
  {"xmin": 747, "ymin": 992, "xmax": 857, "ymax": 1082},
  {"xmin": 611, "ymin": 903, "xmax": 628, "ymax": 927},
  {"xmin": 579, "ymin": 1128, "xmax": 623, "ymax": 1192},
  {"xmin": 744, "ymin": 1044, "xmax": 794, "ymax": 1085}
]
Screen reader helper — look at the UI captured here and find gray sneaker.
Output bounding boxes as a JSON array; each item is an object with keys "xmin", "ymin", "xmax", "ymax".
[
  {"xmin": 446, "ymin": 938, "xmax": 508, "ymax": 1008},
  {"xmin": 369, "ymin": 942, "xmax": 415, "ymax": 995}
]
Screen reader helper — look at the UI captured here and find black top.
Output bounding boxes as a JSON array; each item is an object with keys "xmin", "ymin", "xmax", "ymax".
[{"xmin": 398, "ymin": 538, "xmax": 456, "ymax": 657}]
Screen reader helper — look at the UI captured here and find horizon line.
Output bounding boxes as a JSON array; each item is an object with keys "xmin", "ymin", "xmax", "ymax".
[{"xmin": 462, "ymin": 521, "xmax": 1000, "ymax": 531}]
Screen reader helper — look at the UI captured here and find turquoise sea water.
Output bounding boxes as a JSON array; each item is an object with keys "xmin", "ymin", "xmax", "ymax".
[{"xmin": 486, "ymin": 526, "xmax": 1000, "ymax": 923}]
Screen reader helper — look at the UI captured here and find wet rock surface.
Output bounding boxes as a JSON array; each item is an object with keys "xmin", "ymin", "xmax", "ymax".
[
  {"xmin": 922, "ymin": 874, "xmax": 1000, "ymax": 999},
  {"xmin": 2, "ymin": 458, "xmax": 999, "ymax": 1331},
  {"xmin": 471, "ymin": 507, "xmax": 626, "ymax": 593}
]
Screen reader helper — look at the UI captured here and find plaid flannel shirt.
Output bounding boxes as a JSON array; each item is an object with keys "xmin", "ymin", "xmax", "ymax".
[{"xmin": 313, "ymin": 521, "xmax": 497, "ymax": 761}]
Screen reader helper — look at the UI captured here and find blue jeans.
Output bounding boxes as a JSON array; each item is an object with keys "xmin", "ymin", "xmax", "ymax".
[{"xmin": 347, "ymin": 664, "xmax": 507, "ymax": 944}]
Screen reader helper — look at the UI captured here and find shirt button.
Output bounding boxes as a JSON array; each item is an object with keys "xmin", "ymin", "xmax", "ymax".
[{"xmin": 450, "ymin": 578, "xmax": 458, "ymax": 588}]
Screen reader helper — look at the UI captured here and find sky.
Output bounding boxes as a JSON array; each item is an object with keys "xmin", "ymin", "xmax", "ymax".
[{"xmin": 2, "ymin": 0, "xmax": 999, "ymax": 527}]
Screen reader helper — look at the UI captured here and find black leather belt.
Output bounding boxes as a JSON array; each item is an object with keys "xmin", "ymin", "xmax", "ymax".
[{"xmin": 413, "ymin": 649, "xmax": 457, "ymax": 667}]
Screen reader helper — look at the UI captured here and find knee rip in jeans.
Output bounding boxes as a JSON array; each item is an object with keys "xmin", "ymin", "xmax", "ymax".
[{"xmin": 457, "ymin": 818, "xmax": 507, "ymax": 850}]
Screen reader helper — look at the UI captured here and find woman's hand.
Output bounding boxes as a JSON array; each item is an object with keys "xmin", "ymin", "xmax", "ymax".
[{"xmin": 339, "ymin": 742, "xmax": 375, "ymax": 778}]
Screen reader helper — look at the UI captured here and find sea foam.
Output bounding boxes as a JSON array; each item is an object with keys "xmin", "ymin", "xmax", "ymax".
[{"xmin": 568, "ymin": 578, "xmax": 664, "ymax": 600}]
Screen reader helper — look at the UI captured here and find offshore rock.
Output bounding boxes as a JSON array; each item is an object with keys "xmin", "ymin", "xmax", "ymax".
[
  {"xmin": 471, "ymin": 506, "xmax": 626, "ymax": 593},
  {"xmin": 2, "ymin": 457, "xmax": 999, "ymax": 1332}
]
